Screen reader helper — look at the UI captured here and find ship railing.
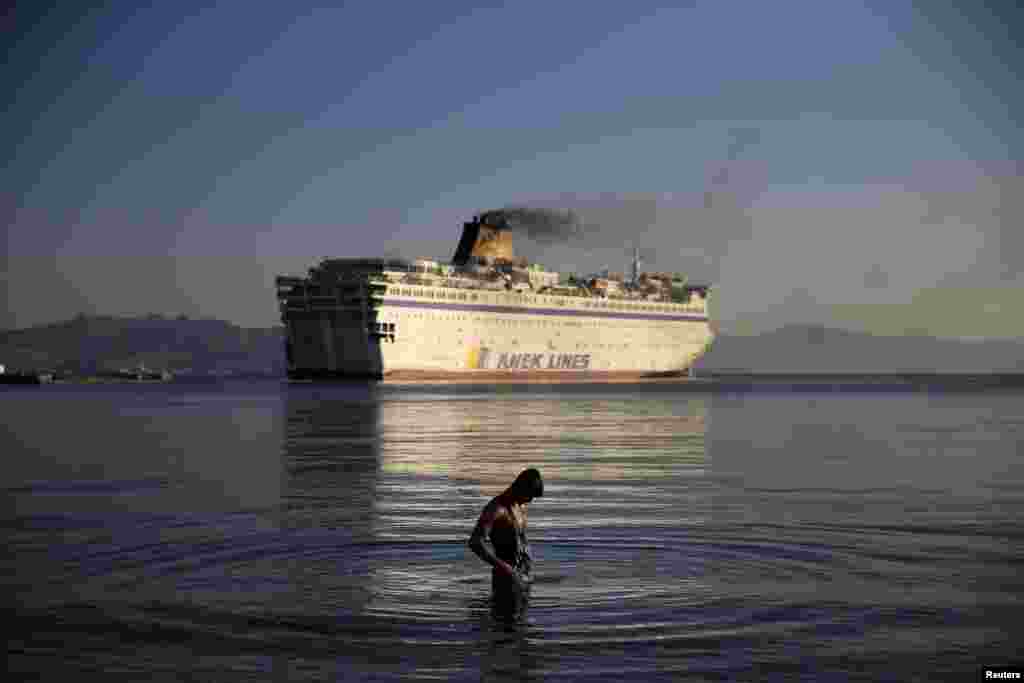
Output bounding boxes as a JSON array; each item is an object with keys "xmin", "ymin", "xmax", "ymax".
[{"xmin": 346, "ymin": 281, "xmax": 708, "ymax": 315}]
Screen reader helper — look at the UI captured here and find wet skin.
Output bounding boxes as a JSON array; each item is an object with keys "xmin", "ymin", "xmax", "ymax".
[{"xmin": 468, "ymin": 493, "xmax": 533, "ymax": 597}]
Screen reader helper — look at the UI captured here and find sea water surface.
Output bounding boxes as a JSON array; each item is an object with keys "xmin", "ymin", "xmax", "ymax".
[{"xmin": 3, "ymin": 380, "xmax": 1022, "ymax": 681}]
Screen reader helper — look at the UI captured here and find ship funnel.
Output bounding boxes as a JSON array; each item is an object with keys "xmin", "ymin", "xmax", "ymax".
[{"xmin": 451, "ymin": 213, "xmax": 516, "ymax": 265}]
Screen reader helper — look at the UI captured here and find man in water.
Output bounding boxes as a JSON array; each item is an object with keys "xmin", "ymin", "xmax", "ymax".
[{"xmin": 468, "ymin": 468, "xmax": 543, "ymax": 606}]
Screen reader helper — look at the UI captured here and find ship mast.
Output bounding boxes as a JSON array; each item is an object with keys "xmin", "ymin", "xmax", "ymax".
[{"xmin": 630, "ymin": 247, "xmax": 642, "ymax": 286}]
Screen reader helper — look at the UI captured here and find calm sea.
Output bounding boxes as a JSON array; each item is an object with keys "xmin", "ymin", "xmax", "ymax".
[{"xmin": 3, "ymin": 380, "xmax": 1022, "ymax": 681}]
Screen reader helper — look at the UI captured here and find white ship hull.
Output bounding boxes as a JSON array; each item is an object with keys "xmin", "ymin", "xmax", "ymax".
[{"xmin": 284, "ymin": 286, "xmax": 714, "ymax": 381}]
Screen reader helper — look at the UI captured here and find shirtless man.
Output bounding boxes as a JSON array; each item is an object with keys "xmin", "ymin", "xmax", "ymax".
[{"xmin": 468, "ymin": 468, "xmax": 544, "ymax": 602}]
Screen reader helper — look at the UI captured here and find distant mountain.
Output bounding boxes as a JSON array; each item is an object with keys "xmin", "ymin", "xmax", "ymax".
[
  {"xmin": 0, "ymin": 315, "xmax": 286, "ymax": 376},
  {"xmin": 3, "ymin": 317, "xmax": 1022, "ymax": 377},
  {"xmin": 695, "ymin": 324, "xmax": 1024, "ymax": 373}
]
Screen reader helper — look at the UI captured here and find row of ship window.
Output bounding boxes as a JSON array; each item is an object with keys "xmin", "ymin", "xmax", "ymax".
[
  {"xmin": 375, "ymin": 312, "xmax": 686, "ymax": 329},
  {"xmin": 382, "ymin": 286, "xmax": 690, "ymax": 313},
  {"xmin": 367, "ymin": 321, "xmax": 396, "ymax": 343},
  {"xmin": 386, "ymin": 287, "xmax": 476, "ymax": 302},
  {"xmin": 299, "ymin": 332, "xmax": 687, "ymax": 352},
  {"xmin": 374, "ymin": 311, "xmax": 706, "ymax": 337}
]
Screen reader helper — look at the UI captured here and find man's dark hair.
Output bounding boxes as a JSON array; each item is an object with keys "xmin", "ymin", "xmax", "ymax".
[{"xmin": 510, "ymin": 468, "xmax": 543, "ymax": 499}]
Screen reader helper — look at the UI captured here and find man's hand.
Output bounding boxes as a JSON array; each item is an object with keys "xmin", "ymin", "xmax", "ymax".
[
  {"xmin": 495, "ymin": 559, "xmax": 516, "ymax": 578},
  {"xmin": 502, "ymin": 563, "xmax": 528, "ymax": 594}
]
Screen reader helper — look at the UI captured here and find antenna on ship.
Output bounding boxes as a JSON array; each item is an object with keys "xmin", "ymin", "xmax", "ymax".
[{"xmin": 630, "ymin": 247, "xmax": 641, "ymax": 286}]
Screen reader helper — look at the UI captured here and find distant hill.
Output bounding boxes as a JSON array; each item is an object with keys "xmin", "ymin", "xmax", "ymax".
[
  {"xmin": 695, "ymin": 324, "xmax": 1024, "ymax": 373},
  {"xmin": 0, "ymin": 315, "xmax": 286, "ymax": 376},
  {"xmin": 3, "ymin": 317, "xmax": 1022, "ymax": 377}
]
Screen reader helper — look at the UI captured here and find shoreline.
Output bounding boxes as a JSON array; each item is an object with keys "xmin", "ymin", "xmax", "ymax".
[{"xmin": 5, "ymin": 372, "xmax": 1023, "ymax": 390}]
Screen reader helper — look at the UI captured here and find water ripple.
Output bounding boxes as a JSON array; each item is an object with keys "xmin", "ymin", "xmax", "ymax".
[{"xmin": 4, "ymin": 384, "xmax": 1023, "ymax": 680}]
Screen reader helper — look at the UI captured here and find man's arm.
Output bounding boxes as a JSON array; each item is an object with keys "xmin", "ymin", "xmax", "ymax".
[{"xmin": 468, "ymin": 501, "xmax": 516, "ymax": 578}]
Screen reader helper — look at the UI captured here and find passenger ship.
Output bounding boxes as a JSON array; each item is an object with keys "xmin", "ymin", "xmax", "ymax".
[{"xmin": 275, "ymin": 212, "xmax": 714, "ymax": 380}]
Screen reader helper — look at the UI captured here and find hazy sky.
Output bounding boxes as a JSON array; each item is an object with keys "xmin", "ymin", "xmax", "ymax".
[{"xmin": 4, "ymin": 0, "xmax": 1021, "ymax": 336}]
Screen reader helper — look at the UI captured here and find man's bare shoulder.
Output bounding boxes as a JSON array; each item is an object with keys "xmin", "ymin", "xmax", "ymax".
[
  {"xmin": 473, "ymin": 499, "xmax": 509, "ymax": 532},
  {"xmin": 479, "ymin": 496, "xmax": 511, "ymax": 522},
  {"xmin": 469, "ymin": 496, "xmax": 510, "ymax": 545}
]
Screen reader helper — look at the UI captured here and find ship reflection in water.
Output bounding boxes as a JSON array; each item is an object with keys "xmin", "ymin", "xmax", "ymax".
[{"xmin": 363, "ymin": 386, "xmax": 714, "ymax": 677}]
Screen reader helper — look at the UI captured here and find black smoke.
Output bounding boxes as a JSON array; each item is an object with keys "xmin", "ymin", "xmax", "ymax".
[
  {"xmin": 481, "ymin": 207, "xmax": 585, "ymax": 243},
  {"xmin": 476, "ymin": 128, "xmax": 764, "ymax": 279}
]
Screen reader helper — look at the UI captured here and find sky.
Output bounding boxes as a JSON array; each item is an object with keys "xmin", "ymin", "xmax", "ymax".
[{"xmin": 3, "ymin": 0, "xmax": 1022, "ymax": 337}]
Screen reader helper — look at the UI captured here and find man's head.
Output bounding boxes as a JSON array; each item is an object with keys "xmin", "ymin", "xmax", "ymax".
[{"xmin": 508, "ymin": 468, "xmax": 543, "ymax": 503}]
